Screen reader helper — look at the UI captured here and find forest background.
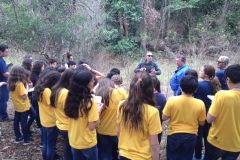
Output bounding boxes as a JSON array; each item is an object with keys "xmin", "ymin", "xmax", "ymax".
[
  {"xmin": 1, "ymin": 0, "xmax": 240, "ymax": 92},
  {"xmin": 0, "ymin": 0, "xmax": 240, "ymax": 159}
]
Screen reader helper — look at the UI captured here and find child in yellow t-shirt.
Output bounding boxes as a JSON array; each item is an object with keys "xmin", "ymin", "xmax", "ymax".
[
  {"xmin": 64, "ymin": 71, "xmax": 100, "ymax": 160},
  {"xmin": 205, "ymin": 64, "xmax": 240, "ymax": 159},
  {"xmin": 117, "ymin": 72, "xmax": 162, "ymax": 160},
  {"xmin": 162, "ymin": 75, "xmax": 206, "ymax": 160},
  {"xmin": 8, "ymin": 66, "xmax": 31, "ymax": 145},
  {"xmin": 95, "ymin": 77, "xmax": 128, "ymax": 160},
  {"xmin": 50, "ymin": 69, "xmax": 74, "ymax": 160},
  {"xmin": 34, "ymin": 71, "xmax": 61, "ymax": 160}
]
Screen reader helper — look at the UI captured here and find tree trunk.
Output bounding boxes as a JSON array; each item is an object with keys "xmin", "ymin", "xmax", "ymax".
[
  {"xmin": 219, "ymin": 0, "xmax": 229, "ymax": 25},
  {"xmin": 123, "ymin": 18, "xmax": 129, "ymax": 38}
]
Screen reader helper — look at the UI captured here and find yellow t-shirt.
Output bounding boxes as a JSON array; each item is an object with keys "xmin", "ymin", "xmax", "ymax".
[
  {"xmin": 68, "ymin": 98, "xmax": 99, "ymax": 149},
  {"xmin": 117, "ymin": 102, "xmax": 162, "ymax": 160},
  {"xmin": 207, "ymin": 90, "xmax": 240, "ymax": 152},
  {"xmin": 98, "ymin": 88, "xmax": 128, "ymax": 136},
  {"xmin": 53, "ymin": 88, "xmax": 69, "ymax": 131},
  {"xmin": 163, "ymin": 96, "xmax": 206, "ymax": 135},
  {"xmin": 38, "ymin": 88, "xmax": 56, "ymax": 127},
  {"xmin": 10, "ymin": 82, "xmax": 30, "ymax": 112}
]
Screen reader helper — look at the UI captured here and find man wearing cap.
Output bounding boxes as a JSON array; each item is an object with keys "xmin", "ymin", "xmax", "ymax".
[
  {"xmin": 134, "ymin": 52, "xmax": 161, "ymax": 75},
  {"xmin": 216, "ymin": 56, "xmax": 229, "ymax": 90}
]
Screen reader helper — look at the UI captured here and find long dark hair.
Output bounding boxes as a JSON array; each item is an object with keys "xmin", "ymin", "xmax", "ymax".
[
  {"xmin": 203, "ymin": 65, "xmax": 221, "ymax": 95},
  {"xmin": 8, "ymin": 66, "xmax": 27, "ymax": 91},
  {"xmin": 30, "ymin": 61, "xmax": 44, "ymax": 85},
  {"xmin": 119, "ymin": 72, "xmax": 156, "ymax": 134},
  {"xmin": 150, "ymin": 73, "xmax": 161, "ymax": 93},
  {"xmin": 95, "ymin": 77, "xmax": 115, "ymax": 107},
  {"xmin": 50, "ymin": 69, "xmax": 74, "ymax": 108},
  {"xmin": 22, "ymin": 58, "xmax": 33, "ymax": 71},
  {"xmin": 34, "ymin": 71, "xmax": 61, "ymax": 101},
  {"xmin": 64, "ymin": 71, "xmax": 93, "ymax": 119}
]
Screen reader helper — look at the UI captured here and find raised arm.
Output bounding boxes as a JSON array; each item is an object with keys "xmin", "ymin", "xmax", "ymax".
[{"xmin": 82, "ymin": 64, "xmax": 105, "ymax": 80}]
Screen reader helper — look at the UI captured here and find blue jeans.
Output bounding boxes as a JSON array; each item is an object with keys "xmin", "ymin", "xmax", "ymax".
[
  {"xmin": 27, "ymin": 106, "xmax": 37, "ymax": 133},
  {"xmin": 30, "ymin": 95, "xmax": 41, "ymax": 128},
  {"xmin": 14, "ymin": 110, "xmax": 29, "ymax": 140},
  {"xmin": 0, "ymin": 85, "xmax": 9, "ymax": 120},
  {"xmin": 58, "ymin": 129, "xmax": 72, "ymax": 160},
  {"xmin": 204, "ymin": 142, "xmax": 240, "ymax": 160},
  {"xmin": 195, "ymin": 122, "xmax": 211, "ymax": 158},
  {"xmin": 42, "ymin": 126, "xmax": 58, "ymax": 160},
  {"xmin": 71, "ymin": 145, "xmax": 98, "ymax": 160},
  {"xmin": 97, "ymin": 134, "xmax": 118, "ymax": 160},
  {"xmin": 167, "ymin": 133, "xmax": 197, "ymax": 160}
]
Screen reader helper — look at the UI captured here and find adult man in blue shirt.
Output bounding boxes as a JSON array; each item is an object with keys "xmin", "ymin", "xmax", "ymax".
[
  {"xmin": 134, "ymin": 52, "xmax": 161, "ymax": 75},
  {"xmin": 0, "ymin": 44, "xmax": 11, "ymax": 122},
  {"xmin": 216, "ymin": 56, "xmax": 229, "ymax": 90},
  {"xmin": 170, "ymin": 55, "xmax": 190, "ymax": 96}
]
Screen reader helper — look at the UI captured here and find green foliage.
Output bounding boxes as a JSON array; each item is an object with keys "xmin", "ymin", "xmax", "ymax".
[
  {"xmin": 110, "ymin": 38, "xmax": 138, "ymax": 56},
  {"xmin": 104, "ymin": 0, "xmax": 142, "ymax": 54},
  {"xmin": 166, "ymin": 0, "xmax": 201, "ymax": 12},
  {"xmin": 225, "ymin": 5, "xmax": 240, "ymax": 40},
  {"xmin": 0, "ymin": 0, "xmax": 85, "ymax": 58}
]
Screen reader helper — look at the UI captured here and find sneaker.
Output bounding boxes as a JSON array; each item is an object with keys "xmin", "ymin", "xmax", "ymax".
[
  {"xmin": 40, "ymin": 142, "xmax": 43, "ymax": 148},
  {"xmin": 14, "ymin": 137, "xmax": 24, "ymax": 144},
  {"xmin": 23, "ymin": 138, "xmax": 33, "ymax": 146},
  {"xmin": 3, "ymin": 117, "xmax": 14, "ymax": 122}
]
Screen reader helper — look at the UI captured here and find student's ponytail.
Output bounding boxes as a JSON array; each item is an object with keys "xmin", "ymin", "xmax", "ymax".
[
  {"xmin": 209, "ymin": 76, "xmax": 221, "ymax": 95},
  {"xmin": 204, "ymin": 65, "xmax": 221, "ymax": 95}
]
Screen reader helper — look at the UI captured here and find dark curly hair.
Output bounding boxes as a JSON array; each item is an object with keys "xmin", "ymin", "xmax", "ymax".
[
  {"xmin": 106, "ymin": 68, "xmax": 120, "ymax": 79},
  {"xmin": 64, "ymin": 71, "xmax": 93, "ymax": 119},
  {"xmin": 118, "ymin": 72, "xmax": 156, "ymax": 134},
  {"xmin": 50, "ymin": 69, "xmax": 74, "ymax": 108},
  {"xmin": 8, "ymin": 66, "xmax": 27, "ymax": 91},
  {"xmin": 34, "ymin": 71, "xmax": 61, "ymax": 102}
]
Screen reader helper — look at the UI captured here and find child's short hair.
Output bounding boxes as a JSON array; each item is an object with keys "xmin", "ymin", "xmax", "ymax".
[
  {"xmin": 111, "ymin": 75, "xmax": 123, "ymax": 85},
  {"xmin": 49, "ymin": 58, "xmax": 57, "ymax": 64},
  {"xmin": 180, "ymin": 75, "xmax": 198, "ymax": 94},
  {"xmin": 57, "ymin": 66, "xmax": 66, "ymax": 74},
  {"xmin": 224, "ymin": 64, "xmax": 240, "ymax": 84},
  {"xmin": 67, "ymin": 61, "xmax": 76, "ymax": 67},
  {"xmin": 185, "ymin": 69, "xmax": 198, "ymax": 79}
]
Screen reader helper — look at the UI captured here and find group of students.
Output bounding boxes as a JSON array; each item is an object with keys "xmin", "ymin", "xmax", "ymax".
[{"xmin": 4, "ymin": 52, "xmax": 240, "ymax": 160}]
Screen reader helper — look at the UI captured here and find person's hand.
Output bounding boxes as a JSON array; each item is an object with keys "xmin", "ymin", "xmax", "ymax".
[
  {"xmin": 139, "ymin": 68, "xmax": 146, "ymax": 72},
  {"xmin": 81, "ymin": 63, "xmax": 92, "ymax": 71},
  {"xmin": 98, "ymin": 103, "xmax": 104, "ymax": 115},
  {"xmin": 151, "ymin": 67, "xmax": 156, "ymax": 74}
]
